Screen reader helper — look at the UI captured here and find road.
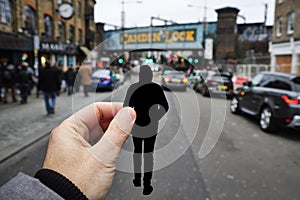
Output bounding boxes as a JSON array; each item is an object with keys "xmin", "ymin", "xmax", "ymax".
[{"xmin": 1, "ymin": 75, "xmax": 300, "ymax": 199}]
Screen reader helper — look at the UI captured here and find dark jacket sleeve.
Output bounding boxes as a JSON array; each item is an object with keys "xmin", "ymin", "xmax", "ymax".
[{"xmin": 0, "ymin": 172, "xmax": 64, "ymax": 200}]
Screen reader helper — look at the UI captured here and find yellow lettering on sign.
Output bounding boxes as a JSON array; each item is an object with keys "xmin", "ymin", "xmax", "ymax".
[
  {"xmin": 127, "ymin": 34, "xmax": 135, "ymax": 44},
  {"xmin": 186, "ymin": 30, "xmax": 195, "ymax": 41},
  {"xmin": 121, "ymin": 29, "xmax": 196, "ymax": 44},
  {"xmin": 152, "ymin": 32, "xmax": 161, "ymax": 42},
  {"xmin": 165, "ymin": 31, "xmax": 173, "ymax": 43},
  {"xmin": 179, "ymin": 31, "xmax": 186, "ymax": 41}
]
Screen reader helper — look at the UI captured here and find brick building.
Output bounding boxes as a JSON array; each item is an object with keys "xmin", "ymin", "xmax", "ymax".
[
  {"xmin": 0, "ymin": 0, "xmax": 96, "ymax": 71},
  {"xmin": 215, "ymin": 7, "xmax": 272, "ymax": 65},
  {"xmin": 269, "ymin": 0, "xmax": 300, "ymax": 74}
]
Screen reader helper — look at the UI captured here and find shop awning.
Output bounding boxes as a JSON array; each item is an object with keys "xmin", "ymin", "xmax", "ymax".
[{"xmin": 79, "ymin": 46, "xmax": 90, "ymax": 56}]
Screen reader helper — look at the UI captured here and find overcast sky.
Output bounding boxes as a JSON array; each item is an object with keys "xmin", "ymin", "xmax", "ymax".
[{"xmin": 94, "ymin": 0, "xmax": 275, "ymax": 30}]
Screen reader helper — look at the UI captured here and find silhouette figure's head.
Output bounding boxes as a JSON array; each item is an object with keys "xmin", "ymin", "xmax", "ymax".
[{"xmin": 139, "ymin": 65, "xmax": 153, "ymax": 83}]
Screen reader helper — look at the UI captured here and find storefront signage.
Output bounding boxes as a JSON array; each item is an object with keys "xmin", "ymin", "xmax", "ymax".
[
  {"xmin": 0, "ymin": 33, "xmax": 33, "ymax": 51},
  {"xmin": 120, "ymin": 29, "xmax": 197, "ymax": 45},
  {"xmin": 41, "ymin": 43, "xmax": 65, "ymax": 51},
  {"xmin": 40, "ymin": 42, "xmax": 78, "ymax": 54}
]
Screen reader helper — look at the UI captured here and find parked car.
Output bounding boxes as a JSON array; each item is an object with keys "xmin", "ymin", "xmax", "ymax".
[
  {"xmin": 199, "ymin": 72, "xmax": 234, "ymax": 98},
  {"xmin": 230, "ymin": 72, "xmax": 300, "ymax": 132},
  {"xmin": 90, "ymin": 69, "xmax": 118, "ymax": 91},
  {"xmin": 161, "ymin": 70, "xmax": 188, "ymax": 91}
]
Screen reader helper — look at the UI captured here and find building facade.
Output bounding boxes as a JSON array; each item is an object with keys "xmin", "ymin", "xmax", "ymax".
[
  {"xmin": 215, "ymin": 7, "xmax": 272, "ymax": 65},
  {"xmin": 0, "ymin": 0, "xmax": 96, "ymax": 72},
  {"xmin": 269, "ymin": 0, "xmax": 300, "ymax": 73}
]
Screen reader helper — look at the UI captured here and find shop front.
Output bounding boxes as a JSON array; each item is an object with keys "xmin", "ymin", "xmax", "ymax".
[
  {"xmin": 0, "ymin": 32, "xmax": 33, "ymax": 66},
  {"xmin": 39, "ymin": 42, "xmax": 78, "ymax": 71}
]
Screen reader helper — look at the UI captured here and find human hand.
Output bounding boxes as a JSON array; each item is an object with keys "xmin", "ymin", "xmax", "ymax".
[{"xmin": 42, "ymin": 103, "xmax": 136, "ymax": 200}]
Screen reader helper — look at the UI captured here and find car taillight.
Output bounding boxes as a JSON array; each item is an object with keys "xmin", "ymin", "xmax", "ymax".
[
  {"xmin": 164, "ymin": 77, "xmax": 170, "ymax": 82},
  {"xmin": 182, "ymin": 78, "xmax": 188, "ymax": 83},
  {"xmin": 208, "ymin": 79, "xmax": 217, "ymax": 83},
  {"xmin": 285, "ymin": 118, "xmax": 292, "ymax": 123},
  {"xmin": 101, "ymin": 77, "xmax": 110, "ymax": 81},
  {"xmin": 281, "ymin": 95, "xmax": 299, "ymax": 105}
]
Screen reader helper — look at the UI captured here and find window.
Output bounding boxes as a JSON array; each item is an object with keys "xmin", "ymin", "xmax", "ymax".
[
  {"xmin": 58, "ymin": 20, "xmax": 66, "ymax": 42},
  {"xmin": 44, "ymin": 15, "xmax": 53, "ymax": 40},
  {"xmin": 69, "ymin": 25, "xmax": 74, "ymax": 43},
  {"xmin": 56, "ymin": 55, "xmax": 64, "ymax": 66},
  {"xmin": 24, "ymin": 5, "xmax": 36, "ymax": 34},
  {"xmin": 77, "ymin": 1, "xmax": 81, "ymax": 17},
  {"xmin": 287, "ymin": 12, "xmax": 294, "ymax": 34},
  {"xmin": 0, "ymin": 0, "xmax": 12, "ymax": 25},
  {"xmin": 276, "ymin": 16, "xmax": 282, "ymax": 36},
  {"xmin": 264, "ymin": 80, "xmax": 292, "ymax": 91},
  {"xmin": 292, "ymin": 78, "xmax": 300, "ymax": 92},
  {"xmin": 67, "ymin": 55, "xmax": 75, "ymax": 66},
  {"xmin": 251, "ymin": 74, "xmax": 264, "ymax": 86}
]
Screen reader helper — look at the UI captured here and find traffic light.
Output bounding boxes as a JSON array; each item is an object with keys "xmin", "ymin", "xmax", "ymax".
[
  {"xmin": 22, "ymin": 53, "xmax": 28, "ymax": 61},
  {"xmin": 188, "ymin": 57, "xmax": 193, "ymax": 63},
  {"xmin": 118, "ymin": 58, "xmax": 124, "ymax": 64},
  {"xmin": 145, "ymin": 58, "xmax": 153, "ymax": 64}
]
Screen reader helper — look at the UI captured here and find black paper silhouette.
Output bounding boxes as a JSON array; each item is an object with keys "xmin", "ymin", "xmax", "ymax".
[{"xmin": 124, "ymin": 65, "xmax": 169, "ymax": 195}]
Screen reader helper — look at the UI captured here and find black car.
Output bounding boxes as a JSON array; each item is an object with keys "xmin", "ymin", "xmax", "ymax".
[
  {"xmin": 230, "ymin": 72, "xmax": 300, "ymax": 132},
  {"xmin": 199, "ymin": 72, "xmax": 234, "ymax": 98}
]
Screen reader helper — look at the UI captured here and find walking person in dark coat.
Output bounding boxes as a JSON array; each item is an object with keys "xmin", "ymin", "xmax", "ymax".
[
  {"xmin": 17, "ymin": 62, "xmax": 33, "ymax": 104},
  {"xmin": 38, "ymin": 61, "xmax": 60, "ymax": 115},
  {"xmin": 124, "ymin": 65, "xmax": 169, "ymax": 195},
  {"xmin": 1, "ymin": 60, "xmax": 17, "ymax": 103},
  {"xmin": 64, "ymin": 66, "xmax": 76, "ymax": 95}
]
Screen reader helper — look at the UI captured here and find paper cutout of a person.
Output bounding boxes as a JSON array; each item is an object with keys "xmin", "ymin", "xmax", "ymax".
[{"xmin": 124, "ymin": 65, "xmax": 169, "ymax": 195}]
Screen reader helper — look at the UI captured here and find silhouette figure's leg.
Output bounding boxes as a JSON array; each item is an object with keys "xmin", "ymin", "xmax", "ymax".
[
  {"xmin": 143, "ymin": 135, "xmax": 157, "ymax": 195},
  {"xmin": 132, "ymin": 136, "xmax": 142, "ymax": 187}
]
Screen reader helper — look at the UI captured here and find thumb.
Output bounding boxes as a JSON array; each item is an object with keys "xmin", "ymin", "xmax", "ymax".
[{"xmin": 88, "ymin": 107, "xmax": 136, "ymax": 166}]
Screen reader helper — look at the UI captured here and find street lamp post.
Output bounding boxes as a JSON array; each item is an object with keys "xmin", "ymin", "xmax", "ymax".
[
  {"xmin": 188, "ymin": 3, "xmax": 208, "ymax": 67},
  {"xmin": 121, "ymin": 0, "xmax": 142, "ymax": 51},
  {"xmin": 121, "ymin": 0, "xmax": 142, "ymax": 29},
  {"xmin": 187, "ymin": 3, "xmax": 207, "ymax": 50}
]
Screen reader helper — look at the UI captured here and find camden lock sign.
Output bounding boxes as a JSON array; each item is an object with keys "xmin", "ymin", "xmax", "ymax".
[{"xmin": 120, "ymin": 29, "xmax": 197, "ymax": 45}]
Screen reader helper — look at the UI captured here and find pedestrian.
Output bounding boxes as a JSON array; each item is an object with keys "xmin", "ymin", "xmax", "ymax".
[
  {"xmin": 17, "ymin": 62, "xmax": 33, "ymax": 104},
  {"xmin": 0, "ymin": 103, "xmax": 136, "ymax": 200},
  {"xmin": 74, "ymin": 65, "xmax": 81, "ymax": 92},
  {"xmin": 78, "ymin": 63, "xmax": 92, "ymax": 97},
  {"xmin": 54, "ymin": 62, "xmax": 64, "ymax": 96},
  {"xmin": 64, "ymin": 66, "xmax": 76, "ymax": 95},
  {"xmin": 124, "ymin": 65, "xmax": 169, "ymax": 195},
  {"xmin": 1, "ymin": 60, "xmax": 17, "ymax": 104},
  {"xmin": 38, "ymin": 61, "xmax": 60, "ymax": 115}
]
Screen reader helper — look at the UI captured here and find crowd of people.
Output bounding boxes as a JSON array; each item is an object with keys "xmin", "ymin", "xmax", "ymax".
[{"xmin": 0, "ymin": 60, "xmax": 91, "ymax": 115}]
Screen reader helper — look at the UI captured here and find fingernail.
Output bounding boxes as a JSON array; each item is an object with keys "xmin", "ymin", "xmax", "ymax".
[
  {"xmin": 114, "ymin": 107, "xmax": 136, "ymax": 133},
  {"xmin": 127, "ymin": 107, "xmax": 136, "ymax": 122},
  {"xmin": 117, "ymin": 107, "xmax": 136, "ymax": 122}
]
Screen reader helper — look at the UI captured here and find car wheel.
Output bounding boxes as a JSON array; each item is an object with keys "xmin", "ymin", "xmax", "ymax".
[
  {"xmin": 230, "ymin": 96, "xmax": 240, "ymax": 114},
  {"xmin": 259, "ymin": 107, "xmax": 278, "ymax": 133}
]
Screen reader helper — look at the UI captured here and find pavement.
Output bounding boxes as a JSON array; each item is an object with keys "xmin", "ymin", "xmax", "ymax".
[{"xmin": 0, "ymin": 88, "xmax": 112, "ymax": 163}]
